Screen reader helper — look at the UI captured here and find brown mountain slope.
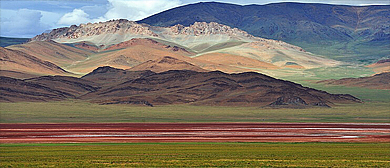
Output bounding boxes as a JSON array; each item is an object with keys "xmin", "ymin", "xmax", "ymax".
[
  {"xmin": 195, "ymin": 53, "xmax": 279, "ymax": 70},
  {"xmin": 7, "ymin": 41, "xmax": 92, "ymax": 67},
  {"xmin": 0, "ymin": 76, "xmax": 97, "ymax": 102},
  {"xmin": 31, "ymin": 20, "xmax": 340, "ymax": 74},
  {"xmin": 73, "ymin": 42, "xmax": 100, "ymax": 52},
  {"xmin": 25, "ymin": 76, "xmax": 100, "ymax": 97},
  {"xmin": 367, "ymin": 59, "xmax": 390, "ymax": 74},
  {"xmin": 129, "ymin": 56, "xmax": 208, "ymax": 73},
  {"xmin": 81, "ymin": 66, "xmax": 155, "ymax": 86},
  {"xmin": 65, "ymin": 41, "xmax": 195, "ymax": 73},
  {"xmin": 81, "ymin": 68, "xmax": 361, "ymax": 107},
  {"xmin": 317, "ymin": 72, "xmax": 390, "ymax": 90},
  {"xmin": 0, "ymin": 70, "xmax": 39, "ymax": 79},
  {"xmin": 104, "ymin": 38, "xmax": 194, "ymax": 56},
  {"xmin": 1, "ymin": 67, "xmax": 361, "ymax": 107},
  {"xmin": 66, "ymin": 39, "xmax": 250, "ymax": 74},
  {"xmin": 0, "ymin": 47, "xmax": 69, "ymax": 76}
]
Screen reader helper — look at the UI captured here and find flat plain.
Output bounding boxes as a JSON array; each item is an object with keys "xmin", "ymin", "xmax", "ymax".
[
  {"xmin": 1, "ymin": 123, "xmax": 389, "ymax": 143},
  {"xmin": 1, "ymin": 100, "xmax": 389, "ymax": 123},
  {"xmin": 1, "ymin": 143, "xmax": 389, "ymax": 167}
]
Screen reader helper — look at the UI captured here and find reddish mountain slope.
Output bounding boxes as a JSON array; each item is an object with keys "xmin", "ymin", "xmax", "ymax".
[
  {"xmin": 0, "ymin": 47, "xmax": 69, "ymax": 76},
  {"xmin": 7, "ymin": 41, "xmax": 92, "ymax": 67},
  {"xmin": 104, "ymin": 38, "xmax": 194, "ymax": 56},
  {"xmin": 129, "ymin": 56, "xmax": 208, "ymax": 73},
  {"xmin": 367, "ymin": 59, "xmax": 390, "ymax": 74}
]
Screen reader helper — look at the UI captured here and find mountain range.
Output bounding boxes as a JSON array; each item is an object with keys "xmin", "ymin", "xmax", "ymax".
[
  {"xmin": 0, "ymin": 63, "xmax": 361, "ymax": 107},
  {"xmin": 24, "ymin": 20, "xmax": 339, "ymax": 76},
  {"xmin": 140, "ymin": 2, "xmax": 390, "ymax": 63},
  {"xmin": 0, "ymin": 2, "xmax": 388, "ymax": 107}
]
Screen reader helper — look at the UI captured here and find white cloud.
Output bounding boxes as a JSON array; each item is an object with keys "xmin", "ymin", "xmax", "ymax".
[
  {"xmin": 57, "ymin": 9, "xmax": 91, "ymax": 26},
  {"xmin": 81, "ymin": 5, "xmax": 107, "ymax": 18},
  {"xmin": 104, "ymin": 0, "xmax": 182, "ymax": 21},
  {"xmin": 55, "ymin": 0, "xmax": 182, "ymax": 27},
  {"xmin": 0, "ymin": 9, "xmax": 60, "ymax": 38}
]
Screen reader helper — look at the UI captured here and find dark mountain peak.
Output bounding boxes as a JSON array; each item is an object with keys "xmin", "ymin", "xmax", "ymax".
[
  {"xmin": 81, "ymin": 68, "xmax": 360, "ymax": 107},
  {"xmin": 82, "ymin": 66, "xmax": 156, "ymax": 86},
  {"xmin": 1, "ymin": 67, "xmax": 361, "ymax": 107},
  {"xmin": 84, "ymin": 66, "xmax": 125, "ymax": 76},
  {"xmin": 157, "ymin": 56, "xmax": 182, "ymax": 63},
  {"xmin": 187, "ymin": 1, "xmax": 237, "ymax": 6},
  {"xmin": 139, "ymin": 2, "xmax": 390, "ymax": 61}
]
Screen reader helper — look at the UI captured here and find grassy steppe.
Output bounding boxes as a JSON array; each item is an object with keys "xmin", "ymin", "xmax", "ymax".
[
  {"xmin": 1, "ymin": 143, "xmax": 389, "ymax": 167},
  {"xmin": 1, "ymin": 100, "xmax": 389, "ymax": 123}
]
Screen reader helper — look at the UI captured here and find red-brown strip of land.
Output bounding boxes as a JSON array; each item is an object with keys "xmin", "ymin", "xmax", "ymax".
[{"xmin": 0, "ymin": 123, "xmax": 389, "ymax": 143}]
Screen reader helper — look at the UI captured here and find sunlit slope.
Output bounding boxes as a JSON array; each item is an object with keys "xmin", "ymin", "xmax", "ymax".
[
  {"xmin": 7, "ymin": 41, "xmax": 93, "ymax": 67},
  {"xmin": 65, "ymin": 41, "xmax": 196, "ymax": 73},
  {"xmin": 367, "ymin": 59, "xmax": 390, "ymax": 74},
  {"xmin": 31, "ymin": 20, "xmax": 341, "ymax": 75},
  {"xmin": 129, "ymin": 56, "xmax": 208, "ymax": 73},
  {"xmin": 196, "ymin": 41, "xmax": 340, "ymax": 69},
  {"xmin": 195, "ymin": 53, "xmax": 279, "ymax": 70},
  {"xmin": 0, "ymin": 47, "xmax": 69, "ymax": 76}
]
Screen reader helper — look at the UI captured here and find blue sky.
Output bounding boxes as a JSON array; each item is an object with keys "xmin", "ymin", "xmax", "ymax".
[{"xmin": 1, "ymin": 0, "xmax": 389, "ymax": 38}]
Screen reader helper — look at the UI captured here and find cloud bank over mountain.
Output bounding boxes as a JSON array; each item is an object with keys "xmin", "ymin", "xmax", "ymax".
[
  {"xmin": 1, "ymin": 0, "xmax": 389, "ymax": 37},
  {"xmin": 1, "ymin": 0, "xmax": 182, "ymax": 37},
  {"xmin": 57, "ymin": 0, "xmax": 182, "ymax": 26},
  {"xmin": 0, "ymin": 9, "xmax": 61, "ymax": 37}
]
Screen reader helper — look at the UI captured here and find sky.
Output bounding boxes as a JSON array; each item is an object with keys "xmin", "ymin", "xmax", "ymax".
[{"xmin": 1, "ymin": 0, "xmax": 389, "ymax": 38}]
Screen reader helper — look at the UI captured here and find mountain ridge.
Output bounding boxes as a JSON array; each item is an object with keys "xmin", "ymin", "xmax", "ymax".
[
  {"xmin": 139, "ymin": 2, "xmax": 390, "ymax": 63},
  {"xmin": 0, "ymin": 66, "xmax": 361, "ymax": 108},
  {"xmin": 26, "ymin": 20, "xmax": 340, "ymax": 74}
]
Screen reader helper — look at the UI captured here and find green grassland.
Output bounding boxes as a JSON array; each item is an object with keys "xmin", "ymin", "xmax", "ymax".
[
  {"xmin": 1, "ymin": 74, "xmax": 389, "ymax": 123},
  {"xmin": 1, "ymin": 143, "xmax": 389, "ymax": 167},
  {"xmin": 294, "ymin": 40, "xmax": 390, "ymax": 64},
  {"xmin": 278, "ymin": 67, "xmax": 390, "ymax": 102},
  {"xmin": 299, "ymin": 83, "xmax": 390, "ymax": 103},
  {"xmin": 1, "ymin": 100, "xmax": 389, "ymax": 123}
]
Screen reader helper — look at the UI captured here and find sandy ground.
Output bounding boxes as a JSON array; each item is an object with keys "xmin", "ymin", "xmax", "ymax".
[{"xmin": 0, "ymin": 123, "xmax": 389, "ymax": 143}]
